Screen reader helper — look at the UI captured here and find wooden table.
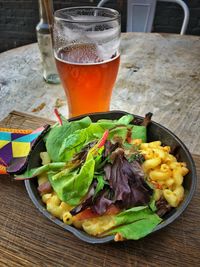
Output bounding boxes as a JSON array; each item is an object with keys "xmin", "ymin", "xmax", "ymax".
[
  {"xmin": 0, "ymin": 111, "xmax": 199, "ymax": 267},
  {"xmin": 0, "ymin": 33, "xmax": 200, "ymax": 154},
  {"xmin": 0, "ymin": 33, "xmax": 200, "ymax": 266}
]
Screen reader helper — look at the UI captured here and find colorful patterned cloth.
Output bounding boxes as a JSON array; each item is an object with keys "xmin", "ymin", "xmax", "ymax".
[{"xmin": 0, "ymin": 126, "xmax": 48, "ymax": 175}]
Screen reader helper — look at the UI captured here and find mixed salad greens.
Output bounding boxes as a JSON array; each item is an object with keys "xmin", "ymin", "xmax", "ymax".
[{"xmin": 16, "ymin": 112, "xmax": 166, "ymax": 241}]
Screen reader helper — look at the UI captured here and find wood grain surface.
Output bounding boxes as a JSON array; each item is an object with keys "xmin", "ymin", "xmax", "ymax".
[{"xmin": 0, "ymin": 111, "xmax": 199, "ymax": 267}]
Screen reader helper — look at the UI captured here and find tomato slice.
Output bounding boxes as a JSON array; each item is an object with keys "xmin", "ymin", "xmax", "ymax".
[
  {"xmin": 74, "ymin": 209, "xmax": 99, "ymax": 221},
  {"xmin": 105, "ymin": 204, "xmax": 121, "ymax": 215},
  {"xmin": 74, "ymin": 205, "xmax": 121, "ymax": 221},
  {"xmin": 126, "ymin": 129, "xmax": 132, "ymax": 144}
]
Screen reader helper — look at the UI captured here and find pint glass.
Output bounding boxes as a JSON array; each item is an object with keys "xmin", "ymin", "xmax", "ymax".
[{"xmin": 53, "ymin": 7, "xmax": 121, "ymax": 117}]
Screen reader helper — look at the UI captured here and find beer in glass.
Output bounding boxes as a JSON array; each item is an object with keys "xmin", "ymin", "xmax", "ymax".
[{"xmin": 53, "ymin": 7, "xmax": 121, "ymax": 117}]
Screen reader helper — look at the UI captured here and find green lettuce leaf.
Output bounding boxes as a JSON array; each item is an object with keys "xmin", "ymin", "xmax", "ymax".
[
  {"xmin": 114, "ymin": 206, "xmax": 152, "ymax": 225},
  {"xmin": 46, "ymin": 116, "xmax": 92, "ymax": 162},
  {"xmin": 93, "ymin": 175, "xmax": 108, "ymax": 198},
  {"xmin": 109, "ymin": 214, "xmax": 162, "ymax": 240},
  {"xmin": 109, "ymin": 126, "xmax": 129, "ymax": 143},
  {"xmin": 131, "ymin": 125, "xmax": 146, "ymax": 142},
  {"xmin": 97, "ymin": 114, "xmax": 134, "ymax": 129},
  {"xmin": 102, "ymin": 206, "xmax": 162, "ymax": 240},
  {"xmin": 59, "ymin": 123, "xmax": 104, "ymax": 162},
  {"xmin": 149, "ymin": 199, "xmax": 157, "ymax": 212},
  {"xmin": 48, "ymin": 152, "xmax": 95, "ymax": 206},
  {"xmin": 54, "ymin": 115, "xmax": 147, "ymax": 162},
  {"xmin": 97, "ymin": 115, "xmax": 147, "ymax": 142},
  {"xmin": 15, "ymin": 162, "xmax": 66, "ymax": 180}
]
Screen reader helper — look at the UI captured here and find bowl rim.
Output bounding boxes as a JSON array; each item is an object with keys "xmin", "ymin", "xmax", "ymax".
[{"xmin": 24, "ymin": 110, "xmax": 197, "ymax": 243}]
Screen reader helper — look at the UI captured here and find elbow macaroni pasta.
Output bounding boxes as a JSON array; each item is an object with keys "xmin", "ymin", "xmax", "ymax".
[
  {"xmin": 140, "ymin": 141, "xmax": 189, "ymax": 207},
  {"xmin": 39, "ymin": 174, "xmax": 74, "ymax": 224}
]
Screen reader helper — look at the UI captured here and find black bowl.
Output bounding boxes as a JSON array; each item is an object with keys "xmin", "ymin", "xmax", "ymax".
[{"xmin": 25, "ymin": 110, "xmax": 197, "ymax": 243}]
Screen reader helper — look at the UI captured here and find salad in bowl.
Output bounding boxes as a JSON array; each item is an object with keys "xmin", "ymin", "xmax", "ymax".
[{"xmin": 14, "ymin": 110, "xmax": 196, "ymax": 243}]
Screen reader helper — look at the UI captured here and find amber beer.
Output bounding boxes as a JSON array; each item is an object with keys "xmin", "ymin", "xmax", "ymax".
[{"xmin": 55, "ymin": 44, "xmax": 120, "ymax": 117}]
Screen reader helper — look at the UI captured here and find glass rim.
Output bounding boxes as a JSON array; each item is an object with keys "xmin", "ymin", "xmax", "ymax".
[{"xmin": 54, "ymin": 6, "xmax": 120, "ymax": 24}]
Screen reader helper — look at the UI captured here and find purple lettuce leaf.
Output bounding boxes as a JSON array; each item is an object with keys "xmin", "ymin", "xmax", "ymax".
[{"xmin": 103, "ymin": 150, "xmax": 153, "ymax": 210}]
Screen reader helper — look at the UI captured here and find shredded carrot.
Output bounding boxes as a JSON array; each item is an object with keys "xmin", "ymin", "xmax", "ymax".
[
  {"xmin": 54, "ymin": 108, "xmax": 63, "ymax": 126},
  {"xmin": 97, "ymin": 130, "xmax": 109, "ymax": 148}
]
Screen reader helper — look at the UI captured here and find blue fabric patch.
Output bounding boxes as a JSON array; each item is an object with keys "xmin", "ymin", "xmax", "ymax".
[
  {"xmin": 0, "ymin": 132, "xmax": 11, "ymax": 141},
  {"xmin": 14, "ymin": 133, "xmax": 41, "ymax": 143}
]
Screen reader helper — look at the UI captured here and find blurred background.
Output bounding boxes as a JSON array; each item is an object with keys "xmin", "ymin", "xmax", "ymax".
[{"xmin": 0, "ymin": 0, "xmax": 200, "ymax": 53}]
